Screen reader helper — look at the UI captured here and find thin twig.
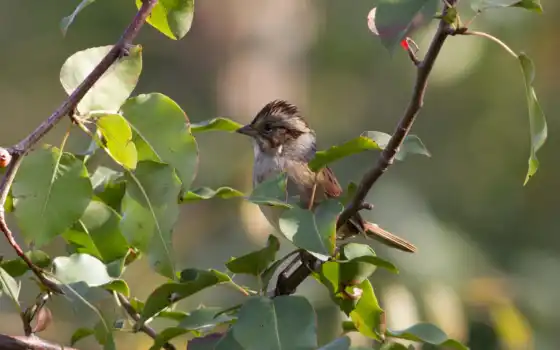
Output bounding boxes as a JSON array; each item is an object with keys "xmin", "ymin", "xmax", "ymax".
[
  {"xmin": 0, "ymin": 0, "xmax": 159, "ymax": 293},
  {"xmin": 116, "ymin": 292, "xmax": 176, "ymax": 350},
  {"xmin": 460, "ymin": 30, "xmax": 517, "ymax": 57},
  {"xmin": 275, "ymin": 0, "xmax": 458, "ymax": 296}
]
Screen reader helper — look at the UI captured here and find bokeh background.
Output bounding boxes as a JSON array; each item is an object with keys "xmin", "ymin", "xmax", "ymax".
[{"xmin": 0, "ymin": 0, "xmax": 558, "ymax": 349}]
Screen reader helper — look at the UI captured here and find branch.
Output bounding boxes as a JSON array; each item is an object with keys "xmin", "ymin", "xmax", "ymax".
[
  {"xmin": 116, "ymin": 292, "xmax": 176, "ymax": 350},
  {"xmin": 0, "ymin": 0, "xmax": 159, "ymax": 292},
  {"xmin": 0, "ymin": 334, "xmax": 78, "ymax": 350},
  {"xmin": 274, "ymin": 0, "xmax": 458, "ymax": 296}
]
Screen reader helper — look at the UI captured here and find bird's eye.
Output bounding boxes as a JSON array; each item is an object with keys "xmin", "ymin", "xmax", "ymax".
[{"xmin": 263, "ymin": 123, "xmax": 273, "ymax": 132}]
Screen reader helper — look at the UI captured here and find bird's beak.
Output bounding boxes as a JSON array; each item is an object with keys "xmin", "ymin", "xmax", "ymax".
[{"xmin": 236, "ymin": 124, "xmax": 257, "ymax": 137}]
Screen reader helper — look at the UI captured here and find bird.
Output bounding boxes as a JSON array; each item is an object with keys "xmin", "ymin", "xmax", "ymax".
[{"xmin": 236, "ymin": 99, "xmax": 416, "ymax": 253}]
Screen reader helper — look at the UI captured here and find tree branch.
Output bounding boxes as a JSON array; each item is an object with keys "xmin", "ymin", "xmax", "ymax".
[
  {"xmin": 0, "ymin": 334, "xmax": 78, "ymax": 350},
  {"xmin": 274, "ymin": 0, "xmax": 458, "ymax": 296},
  {"xmin": 116, "ymin": 292, "xmax": 176, "ymax": 350},
  {"xmin": 0, "ymin": 0, "xmax": 159, "ymax": 293}
]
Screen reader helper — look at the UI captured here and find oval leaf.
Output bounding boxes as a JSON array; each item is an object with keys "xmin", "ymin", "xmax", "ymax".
[
  {"xmin": 182, "ymin": 186, "xmax": 244, "ymax": 202},
  {"xmin": 97, "ymin": 114, "xmax": 137, "ymax": 169},
  {"xmin": 62, "ymin": 200, "xmax": 130, "ymax": 265},
  {"xmin": 387, "ymin": 323, "xmax": 468, "ymax": 349},
  {"xmin": 120, "ymin": 161, "xmax": 181, "ymax": 279},
  {"xmin": 519, "ymin": 54, "xmax": 547, "ymax": 184},
  {"xmin": 136, "ymin": 0, "xmax": 195, "ymax": 40},
  {"xmin": 279, "ymin": 199, "xmax": 343, "ymax": 260},
  {"xmin": 231, "ymin": 296, "xmax": 317, "ymax": 350},
  {"xmin": 53, "ymin": 254, "xmax": 113, "ymax": 286},
  {"xmin": 139, "ymin": 269, "xmax": 230, "ymax": 324},
  {"xmin": 349, "ymin": 279, "xmax": 384, "ymax": 340},
  {"xmin": 13, "ymin": 146, "xmax": 92, "ymax": 246},
  {"xmin": 70, "ymin": 327, "xmax": 95, "ymax": 346},
  {"xmin": 374, "ymin": 0, "xmax": 439, "ymax": 52},
  {"xmin": 246, "ymin": 172, "xmax": 293, "ymax": 208},
  {"xmin": 60, "ymin": 45, "xmax": 142, "ymax": 114},
  {"xmin": 191, "ymin": 117, "xmax": 243, "ymax": 133},
  {"xmin": 0, "ymin": 267, "xmax": 21, "ymax": 304},
  {"xmin": 472, "ymin": 0, "xmax": 543, "ymax": 13},
  {"xmin": 121, "ymin": 93, "xmax": 199, "ymax": 190},
  {"xmin": 226, "ymin": 235, "xmax": 280, "ymax": 276},
  {"xmin": 365, "ymin": 132, "xmax": 430, "ymax": 161},
  {"xmin": 309, "ymin": 136, "xmax": 383, "ymax": 172},
  {"xmin": 60, "ymin": 0, "xmax": 96, "ymax": 36}
]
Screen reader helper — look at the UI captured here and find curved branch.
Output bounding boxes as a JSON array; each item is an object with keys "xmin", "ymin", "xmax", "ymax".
[
  {"xmin": 275, "ymin": 0, "xmax": 458, "ymax": 296},
  {"xmin": 0, "ymin": 0, "xmax": 159, "ymax": 293},
  {"xmin": 0, "ymin": 334, "xmax": 78, "ymax": 350}
]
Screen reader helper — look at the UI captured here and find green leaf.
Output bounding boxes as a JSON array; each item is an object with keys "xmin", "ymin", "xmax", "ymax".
[
  {"xmin": 13, "ymin": 146, "xmax": 92, "ymax": 246},
  {"xmin": 518, "ymin": 53, "xmax": 547, "ymax": 184},
  {"xmin": 260, "ymin": 253, "xmax": 294, "ymax": 292},
  {"xmin": 182, "ymin": 186, "xmax": 244, "ymax": 202},
  {"xmin": 472, "ymin": 0, "xmax": 543, "ymax": 13},
  {"xmin": 387, "ymin": 323, "xmax": 468, "ymax": 349},
  {"xmin": 226, "ymin": 235, "xmax": 280, "ymax": 276},
  {"xmin": 340, "ymin": 182, "xmax": 357, "ymax": 206},
  {"xmin": 316, "ymin": 264, "xmax": 384, "ymax": 339},
  {"xmin": 379, "ymin": 344, "xmax": 411, "ymax": 350},
  {"xmin": 319, "ymin": 336, "xmax": 351, "ymax": 350},
  {"xmin": 102, "ymin": 279, "xmax": 130, "ymax": 297},
  {"xmin": 375, "ymin": 0, "xmax": 439, "ymax": 52},
  {"xmin": 94, "ymin": 319, "xmax": 117, "ymax": 350},
  {"xmin": 349, "ymin": 279, "xmax": 384, "ymax": 340},
  {"xmin": 0, "ymin": 251, "xmax": 51, "ymax": 277},
  {"xmin": 279, "ymin": 199, "xmax": 343, "ymax": 260},
  {"xmin": 231, "ymin": 296, "xmax": 317, "ymax": 350},
  {"xmin": 60, "ymin": 0, "xmax": 96, "ymax": 36},
  {"xmin": 188, "ymin": 332, "xmax": 242, "ymax": 350},
  {"xmin": 338, "ymin": 243, "xmax": 398, "ymax": 286},
  {"xmin": 0, "ymin": 267, "xmax": 21, "ymax": 304},
  {"xmin": 97, "ymin": 114, "xmax": 137, "ymax": 169},
  {"xmin": 309, "ymin": 136, "xmax": 383, "ymax": 172},
  {"xmin": 150, "ymin": 328, "xmax": 191, "ymax": 350},
  {"xmin": 121, "ymin": 93, "xmax": 199, "ymax": 190},
  {"xmin": 53, "ymin": 254, "xmax": 113, "ymax": 287},
  {"xmin": 90, "ymin": 167, "xmax": 126, "ymax": 211},
  {"xmin": 62, "ymin": 200, "xmax": 129, "ymax": 265},
  {"xmin": 191, "ymin": 117, "xmax": 243, "ymax": 133},
  {"xmin": 366, "ymin": 132, "xmax": 431, "ymax": 161},
  {"xmin": 136, "ymin": 0, "xmax": 195, "ymax": 40},
  {"xmin": 139, "ymin": 269, "xmax": 230, "ymax": 324},
  {"xmin": 246, "ymin": 172, "xmax": 292, "ymax": 208},
  {"xmin": 60, "ymin": 45, "xmax": 142, "ymax": 114},
  {"xmin": 120, "ymin": 161, "xmax": 181, "ymax": 278},
  {"xmin": 70, "ymin": 327, "xmax": 95, "ymax": 346},
  {"xmin": 178, "ymin": 306, "xmax": 236, "ymax": 331}
]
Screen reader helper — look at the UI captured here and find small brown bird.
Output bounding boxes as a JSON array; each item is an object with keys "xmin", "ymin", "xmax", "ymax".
[{"xmin": 236, "ymin": 100, "xmax": 416, "ymax": 253}]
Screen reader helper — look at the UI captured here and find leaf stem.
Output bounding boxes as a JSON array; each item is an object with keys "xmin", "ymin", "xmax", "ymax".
[{"xmin": 461, "ymin": 30, "xmax": 517, "ymax": 57}]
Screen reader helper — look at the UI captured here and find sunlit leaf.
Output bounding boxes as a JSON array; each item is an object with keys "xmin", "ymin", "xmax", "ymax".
[
  {"xmin": 13, "ymin": 146, "xmax": 92, "ymax": 246},
  {"xmin": 70, "ymin": 327, "xmax": 95, "ymax": 346},
  {"xmin": 139, "ymin": 269, "xmax": 230, "ymax": 325},
  {"xmin": 319, "ymin": 336, "xmax": 351, "ymax": 350},
  {"xmin": 226, "ymin": 235, "xmax": 280, "ymax": 276},
  {"xmin": 62, "ymin": 200, "xmax": 129, "ymax": 266},
  {"xmin": 182, "ymin": 186, "xmax": 244, "ymax": 202},
  {"xmin": 120, "ymin": 161, "xmax": 181, "ymax": 278},
  {"xmin": 136, "ymin": 0, "xmax": 195, "ymax": 40},
  {"xmin": 0, "ymin": 251, "xmax": 51, "ymax": 277},
  {"xmin": 97, "ymin": 114, "xmax": 137, "ymax": 169},
  {"xmin": 60, "ymin": 45, "xmax": 142, "ymax": 114},
  {"xmin": 472, "ymin": 0, "xmax": 542, "ymax": 13},
  {"xmin": 246, "ymin": 172, "xmax": 292, "ymax": 208},
  {"xmin": 53, "ymin": 254, "xmax": 113, "ymax": 287},
  {"xmin": 179, "ymin": 306, "xmax": 236, "ymax": 330},
  {"xmin": 0, "ymin": 267, "xmax": 21, "ymax": 304},
  {"xmin": 103, "ymin": 279, "xmax": 130, "ymax": 297},
  {"xmin": 279, "ymin": 199, "xmax": 343, "ymax": 260},
  {"xmin": 365, "ymin": 132, "xmax": 431, "ymax": 161},
  {"xmin": 231, "ymin": 296, "xmax": 317, "ymax": 349},
  {"xmin": 60, "ymin": 0, "xmax": 96, "ymax": 36},
  {"xmin": 191, "ymin": 117, "xmax": 243, "ymax": 133},
  {"xmin": 121, "ymin": 93, "xmax": 198, "ymax": 190},
  {"xmin": 519, "ymin": 53, "xmax": 547, "ymax": 184},
  {"xmin": 387, "ymin": 323, "xmax": 468, "ymax": 349},
  {"xmin": 374, "ymin": 0, "xmax": 439, "ymax": 52}
]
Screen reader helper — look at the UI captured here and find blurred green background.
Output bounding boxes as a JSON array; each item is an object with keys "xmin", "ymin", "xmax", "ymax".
[{"xmin": 0, "ymin": 0, "xmax": 558, "ymax": 349}]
